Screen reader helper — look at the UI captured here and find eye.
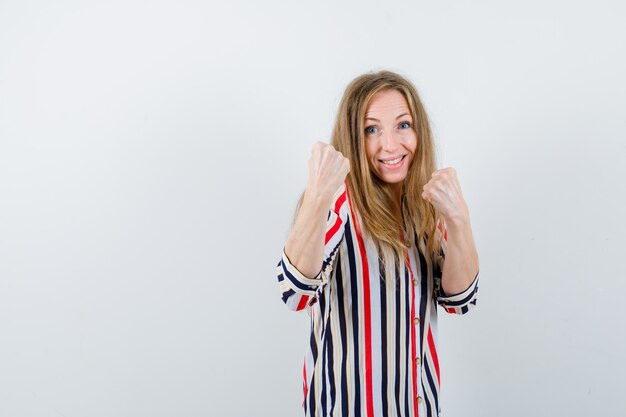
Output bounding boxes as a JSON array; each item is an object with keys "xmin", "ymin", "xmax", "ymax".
[
  {"xmin": 399, "ymin": 121, "xmax": 411, "ymax": 130},
  {"xmin": 365, "ymin": 126, "xmax": 378, "ymax": 135}
]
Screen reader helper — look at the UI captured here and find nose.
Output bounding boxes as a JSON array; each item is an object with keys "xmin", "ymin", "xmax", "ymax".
[{"xmin": 380, "ymin": 129, "xmax": 400, "ymax": 152}]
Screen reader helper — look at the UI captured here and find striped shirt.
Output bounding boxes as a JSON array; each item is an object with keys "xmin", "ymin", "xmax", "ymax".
[{"xmin": 277, "ymin": 184, "xmax": 479, "ymax": 417}]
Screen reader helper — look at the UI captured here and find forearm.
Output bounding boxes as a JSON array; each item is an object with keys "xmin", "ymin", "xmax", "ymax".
[
  {"xmin": 284, "ymin": 189, "xmax": 333, "ymax": 279},
  {"xmin": 441, "ymin": 216, "xmax": 479, "ymax": 295}
]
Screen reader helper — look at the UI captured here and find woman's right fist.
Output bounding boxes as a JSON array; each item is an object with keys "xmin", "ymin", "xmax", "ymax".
[{"xmin": 306, "ymin": 142, "xmax": 350, "ymax": 200}]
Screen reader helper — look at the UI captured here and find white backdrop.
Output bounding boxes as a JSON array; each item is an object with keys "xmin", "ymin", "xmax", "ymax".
[{"xmin": 1, "ymin": 1, "xmax": 625, "ymax": 416}]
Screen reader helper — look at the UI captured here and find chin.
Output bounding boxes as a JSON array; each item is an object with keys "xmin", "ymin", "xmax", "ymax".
[
  {"xmin": 375, "ymin": 172, "xmax": 408, "ymax": 186},
  {"xmin": 383, "ymin": 169, "xmax": 409, "ymax": 182}
]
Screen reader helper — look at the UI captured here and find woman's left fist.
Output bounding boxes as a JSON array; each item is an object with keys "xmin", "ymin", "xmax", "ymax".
[{"xmin": 421, "ymin": 167, "xmax": 469, "ymax": 223}]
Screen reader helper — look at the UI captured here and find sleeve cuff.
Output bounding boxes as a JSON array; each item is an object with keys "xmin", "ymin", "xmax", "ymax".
[
  {"xmin": 438, "ymin": 271, "xmax": 479, "ymax": 314},
  {"xmin": 279, "ymin": 249, "xmax": 323, "ymax": 296}
]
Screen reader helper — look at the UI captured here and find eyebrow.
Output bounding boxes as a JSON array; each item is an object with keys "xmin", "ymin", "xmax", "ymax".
[{"xmin": 365, "ymin": 113, "xmax": 411, "ymax": 122}]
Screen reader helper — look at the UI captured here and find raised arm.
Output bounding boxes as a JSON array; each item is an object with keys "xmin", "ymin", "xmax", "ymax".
[
  {"xmin": 284, "ymin": 142, "xmax": 350, "ymax": 278},
  {"xmin": 421, "ymin": 167, "xmax": 479, "ymax": 296}
]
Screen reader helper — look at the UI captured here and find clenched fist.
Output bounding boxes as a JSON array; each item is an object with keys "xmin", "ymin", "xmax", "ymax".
[
  {"xmin": 306, "ymin": 142, "xmax": 350, "ymax": 201},
  {"xmin": 421, "ymin": 167, "xmax": 470, "ymax": 223}
]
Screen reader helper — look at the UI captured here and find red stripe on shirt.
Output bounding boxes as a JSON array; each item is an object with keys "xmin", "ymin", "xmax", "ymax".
[
  {"xmin": 427, "ymin": 326, "xmax": 440, "ymax": 386},
  {"xmin": 335, "ymin": 188, "xmax": 347, "ymax": 212},
  {"xmin": 296, "ymin": 295, "xmax": 310, "ymax": 311},
  {"xmin": 347, "ymin": 190, "xmax": 374, "ymax": 417},
  {"xmin": 325, "ymin": 189, "xmax": 347, "ymax": 244},
  {"xmin": 325, "ymin": 218, "xmax": 342, "ymax": 244},
  {"xmin": 302, "ymin": 359, "xmax": 308, "ymax": 406}
]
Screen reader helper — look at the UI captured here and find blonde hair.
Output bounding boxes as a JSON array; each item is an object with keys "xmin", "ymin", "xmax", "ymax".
[{"xmin": 331, "ymin": 70, "xmax": 442, "ymax": 265}]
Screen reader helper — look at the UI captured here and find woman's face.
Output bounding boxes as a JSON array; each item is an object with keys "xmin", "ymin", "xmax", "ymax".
[{"xmin": 363, "ymin": 89, "xmax": 417, "ymax": 187}]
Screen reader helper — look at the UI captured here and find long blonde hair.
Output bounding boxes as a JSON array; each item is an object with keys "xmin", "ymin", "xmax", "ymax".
[{"xmin": 331, "ymin": 70, "xmax": 442, "ymax": 264}]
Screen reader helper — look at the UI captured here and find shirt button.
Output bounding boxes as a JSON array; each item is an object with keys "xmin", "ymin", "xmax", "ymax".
[
  {"xmin": 417, "ymin": 396, "xmax": 423, "ymax": 404},
  {"xmin": 414, "ymin": 317, "xmax": 420, "ymax": 325},
  {"xmin": 416, "ymin": 356, "xmax": 421, "ymax": 365},
  {"xmin": 412, "ymin": 279, "xmax": 418, "ymax": 286}
]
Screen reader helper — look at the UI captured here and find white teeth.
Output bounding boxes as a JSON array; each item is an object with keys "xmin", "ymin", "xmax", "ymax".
[{"xmin": 382, "ymin": 156, "xmax": 403, "ymax": 165}]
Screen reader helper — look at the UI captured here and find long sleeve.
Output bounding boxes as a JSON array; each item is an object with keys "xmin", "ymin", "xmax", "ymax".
[{"xmin": 277, "ymin": 184, "xmax": 349, "ymax": 311}]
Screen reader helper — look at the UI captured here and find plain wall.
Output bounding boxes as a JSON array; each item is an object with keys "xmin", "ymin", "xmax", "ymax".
[{"xmin": 1, "ymin": 0, "xmax": 625, "ymax": 416}]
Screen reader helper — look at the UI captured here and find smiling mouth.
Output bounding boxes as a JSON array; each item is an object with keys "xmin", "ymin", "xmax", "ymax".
[{"xmin": 380, "ymin": 155, "xmax": 406, "ymax": 165}]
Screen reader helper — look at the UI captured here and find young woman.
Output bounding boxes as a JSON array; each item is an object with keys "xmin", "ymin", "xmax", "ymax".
[{"xmin": 276, "ymin": 70, "xmax": 480, "ymax": 417}]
